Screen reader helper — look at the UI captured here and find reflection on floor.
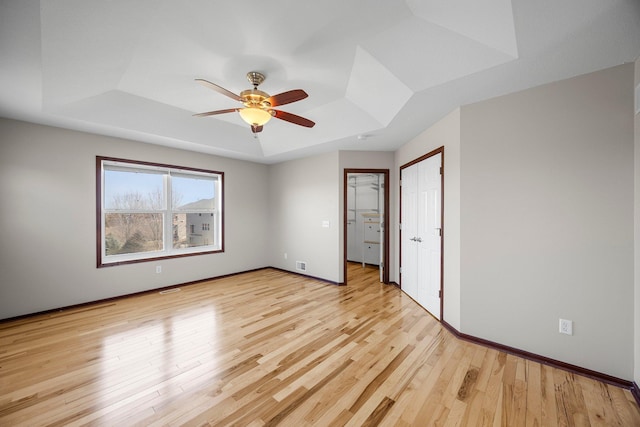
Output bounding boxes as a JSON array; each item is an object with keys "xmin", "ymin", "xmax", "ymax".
[{"xmin": 1, "ymin": 266, "xmax": 638, "ymax": 425}]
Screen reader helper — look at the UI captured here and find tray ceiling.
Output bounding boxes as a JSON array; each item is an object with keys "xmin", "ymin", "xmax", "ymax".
[{"xmin": 1, "ymin": 0, "xmax": 638, "ymax": 163}]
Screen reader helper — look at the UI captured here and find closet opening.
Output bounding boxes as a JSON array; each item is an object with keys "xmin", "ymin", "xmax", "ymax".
[{"xmin": 343, "ymin": 169, "xmax": 390, "ymax": 285}]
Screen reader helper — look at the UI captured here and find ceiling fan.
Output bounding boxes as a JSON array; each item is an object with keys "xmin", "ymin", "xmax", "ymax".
[{"xmin": 194, "ymin": 71, "xmax": 315, "ymax": 134}]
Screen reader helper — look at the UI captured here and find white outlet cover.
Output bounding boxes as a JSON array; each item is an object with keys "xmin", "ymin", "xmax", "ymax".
[
  {"xmin": 559, "ymin": 318, "xmax": 573, "ymax": 335},
  {"xmin": 322, "ymin": 220, "xmax": 330, "ymax": 228}
]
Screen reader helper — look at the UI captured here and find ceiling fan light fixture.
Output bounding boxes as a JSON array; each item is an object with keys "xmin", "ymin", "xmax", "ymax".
[
  {"xmin": 239, "ymin": 107, "xmax": 272, "ymax": 126},
  {"xmin": 195, "ymin": 72, "xmax": 314, "ymax": 131}
]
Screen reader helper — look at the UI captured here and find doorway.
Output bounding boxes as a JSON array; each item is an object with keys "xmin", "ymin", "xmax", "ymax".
[
  {"xmin": 400, "ymin": 148, "xmax": 443, "ymax": 320},
  {"xmin": 343, "ymin": 169, "xmax": 390, "ymax": 285}
]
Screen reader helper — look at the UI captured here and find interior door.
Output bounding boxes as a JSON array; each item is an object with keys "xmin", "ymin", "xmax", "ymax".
[
  {"xmin": 401, "ymin": 164, "xmax": 418, "ymax": 301},
  {"xmin": 418, "ymin": 153, "xmax": 442, "ymax": 318},
  {"xmin": 400, "ymin": 151, "xmax": 442, "ymax": 319}
]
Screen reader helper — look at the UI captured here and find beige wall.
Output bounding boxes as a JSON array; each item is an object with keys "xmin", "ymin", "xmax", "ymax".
[
  {"xmin": 635, "ymin": 57, "xmax": 640, "ymax": 385},
  {"xmin": 459, "ymin": 64, "xmax": 634, "ymax": 379},
  {"xmin": 268, "ymin": 151, "xmax": 341, "ymax": 282},
  {"xmin": 0, "ymin": 119, "xmax": 270, "ymax": 319},
  {"xmin": 394, "ymin": 108, "xmax": 462, "ymax": 330}
]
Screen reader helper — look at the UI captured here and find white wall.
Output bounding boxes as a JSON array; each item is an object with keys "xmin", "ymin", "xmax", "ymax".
[
  {"xmin": 0, "ymin": 119, "xmax": 270, "ymax": 319},
  {"xmin": 268, "ymin": 151, "xmax": 341, "ymax": 282},
  {"xmin": 460, "ymin": 64, "xmax": 634, "ymax": 379},
  {"xmin": 394, "ymin": 109, "xmax": 462, "ymax": 330}
]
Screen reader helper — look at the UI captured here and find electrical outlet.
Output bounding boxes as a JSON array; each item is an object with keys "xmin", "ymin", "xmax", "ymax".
[
  {"xmin": 156, "ymin": 265, "xmax": 162, "ymax": 274},
  {"xmin": 559, "ymin": 318, "xmax": 573, "ymax": 335},
  {"xmin": 284, "ymin": 253, "xmax": 288, "ymax": 260}
]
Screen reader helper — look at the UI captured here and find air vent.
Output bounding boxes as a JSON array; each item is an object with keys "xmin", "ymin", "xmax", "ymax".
[{"xmin": 296, "ymin": 261, "xmax": 307, "ymax": 272}]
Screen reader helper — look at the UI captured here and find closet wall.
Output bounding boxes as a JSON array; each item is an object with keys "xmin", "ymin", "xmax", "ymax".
[{"xmin": 346, "ymin": 173, "xmax": 384, "ymax": 265}]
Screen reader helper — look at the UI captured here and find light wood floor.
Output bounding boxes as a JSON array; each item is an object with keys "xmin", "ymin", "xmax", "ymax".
[{"xmin": 1, "ymin": 264, "xmax": 639, "ymax": 426}]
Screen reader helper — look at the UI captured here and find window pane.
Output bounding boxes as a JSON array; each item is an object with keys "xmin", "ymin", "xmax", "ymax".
[
  {"xmin": 105, "ymin": 213, "xmax": 164, "ymax": 255},
  {"xmin": 104, "ymin": 170, "xmax": 165, "ymax": 210},
  {"xmin": 172, "ymin": 175, "xmax": 215, "ymax": 210},
  {"xmin": 173, "ymin": 213, "xmax": 215, "ymax": 248},
  {"xmin": 99, "ymin": 157, "xmax": 223, "ymax": 267}
]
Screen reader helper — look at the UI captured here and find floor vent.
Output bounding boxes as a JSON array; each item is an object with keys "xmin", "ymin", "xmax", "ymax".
[
  {"xmin": 296, "ymin": 261, "xmax": 307, "ymax": 272},
  {"xmin": 159, "ymin": 288, "xmax": 181, "ymax": 295}
]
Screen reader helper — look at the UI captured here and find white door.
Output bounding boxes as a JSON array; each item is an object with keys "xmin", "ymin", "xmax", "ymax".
[
  {"xmin": 401, "ymin": 153, "xmax": 442, "ymax": 319},
  {"xmin": 418, "ymin": 154, "xmax": 441, "ymax": 318},
  {"xmin": 401, "ymin": 164, "xmax": 418, "ymax": 302}
]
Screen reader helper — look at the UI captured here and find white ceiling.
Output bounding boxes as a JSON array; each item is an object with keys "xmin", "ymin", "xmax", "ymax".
[{"xmin": 1, "ymin": 0, "xmax": 639, "ymax": 164}]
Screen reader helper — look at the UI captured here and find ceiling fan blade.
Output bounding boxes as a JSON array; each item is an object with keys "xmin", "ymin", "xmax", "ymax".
[
  {"xmin": 266, "ymin": 90, "xmax": 308, "ymax": 107},
  {"xmin": 195, "ymin": 79, "xmax": 242, "ymax": 101},
  {"xmin": 251, "ymin": 125, "xmax": 263, "ymax": 133},
  {"xmin": 273, "ymin": 110, "xmax": 315, "ymax": 128},
  {"xmin": 193, "ymin": 108, "xmax": 239, "ymax": 117}
]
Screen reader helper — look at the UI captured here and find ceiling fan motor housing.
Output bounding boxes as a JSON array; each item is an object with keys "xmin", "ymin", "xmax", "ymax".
[{"xmin": 240, "ymin": 89, "xmax": 272, "ymax": 110}]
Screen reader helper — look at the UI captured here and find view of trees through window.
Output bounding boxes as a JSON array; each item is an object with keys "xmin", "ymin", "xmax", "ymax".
[
  {"xmin": 98, "ymin": 157, "xmax": 222, "ymax": 266},
  {"xmin": 105, "ymin": 189, "xmax": 169, "ymax": 256}
]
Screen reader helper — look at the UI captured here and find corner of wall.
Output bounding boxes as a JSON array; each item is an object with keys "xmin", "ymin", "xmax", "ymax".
[
  {"xmin": 394, "ymin": 107, "xmax": 462, "ymax": 330},
  {"xmin": 634, "ymin": 56, "xmax": 640, "ymax": 385},
  {"xmin": 266, "ymin": 152, "xmax": 341, "ymax": 283}
]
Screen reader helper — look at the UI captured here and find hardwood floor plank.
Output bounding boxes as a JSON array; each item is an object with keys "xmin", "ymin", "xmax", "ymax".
[
  {"xmin": 525, "ymin": 360, "xmax": 543, "ymax": 427},
  {"xmin": 361, "ymin": 396, "xmax": 395, "ymax": 427},
  {"xmin": 0, "ymin": 264, "xmax": 638, "ymax": 426},
  {"xmin": 540, "ymin": 363, "xmax": 559, "ymax": 427}
]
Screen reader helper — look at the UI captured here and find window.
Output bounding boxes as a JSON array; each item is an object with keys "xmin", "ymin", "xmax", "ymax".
[{"xmin": 97, "ymin": 156, "xmax": 223, "ymax": 267}]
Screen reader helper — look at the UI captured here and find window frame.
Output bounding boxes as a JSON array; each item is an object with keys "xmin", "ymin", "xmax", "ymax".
[{"xmin": 96, "ymin": 156, "xmax": 224, "ymax": 268}]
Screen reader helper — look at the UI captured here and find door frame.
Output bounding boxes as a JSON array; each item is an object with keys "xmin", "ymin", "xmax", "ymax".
[
  {"xmin": 343, "ymin": 168, "xmax": 390, "ymax": 285},
  {"xmin": 399, "ymin": 147, "xmax": 444, "ymax": 320}
]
